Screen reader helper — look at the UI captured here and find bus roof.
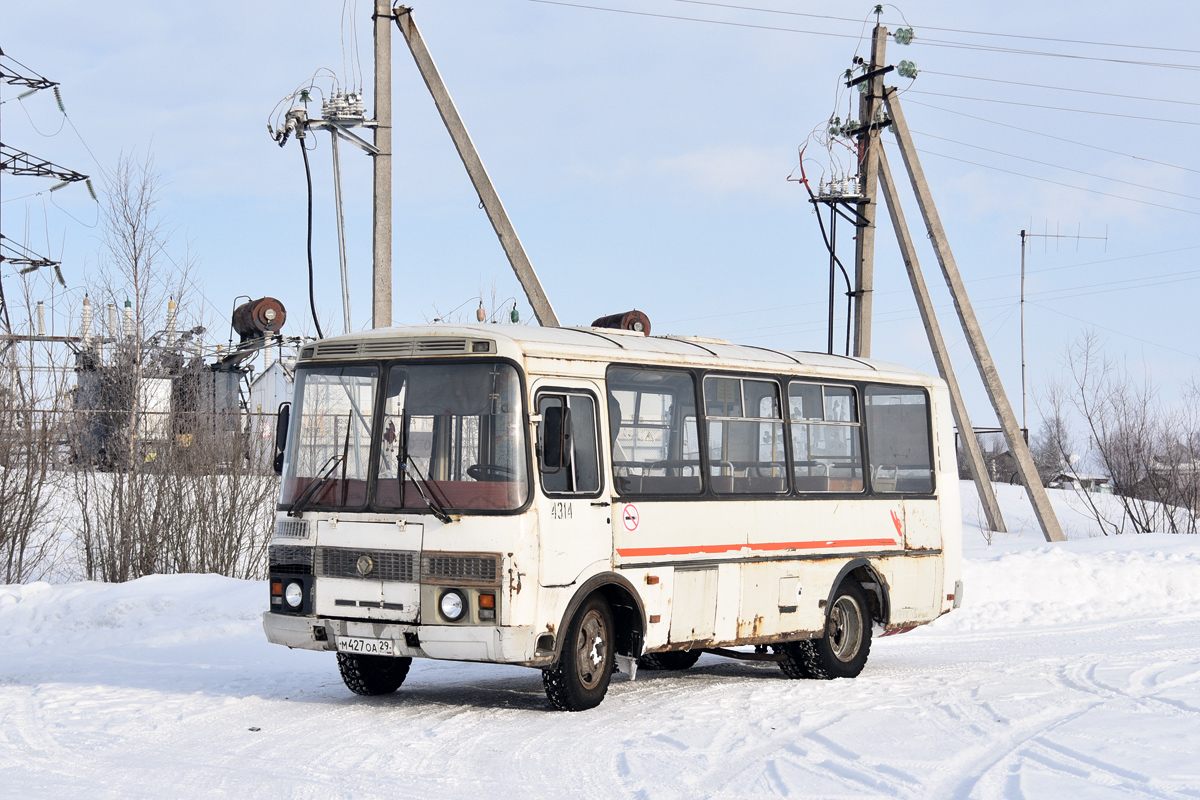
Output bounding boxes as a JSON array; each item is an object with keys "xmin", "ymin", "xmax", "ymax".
[{"xmin": 300, "ymin": 324, "xmax": 939, "ymax": 386}]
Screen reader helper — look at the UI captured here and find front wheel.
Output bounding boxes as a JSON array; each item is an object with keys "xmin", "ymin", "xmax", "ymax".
[
  {"xmin": 542, "ymin": 595, "xmax": 615, "ymax": 711},
  {"xmin": 337, "ymin": 653, "xmax": 412, "ymax": 696}
]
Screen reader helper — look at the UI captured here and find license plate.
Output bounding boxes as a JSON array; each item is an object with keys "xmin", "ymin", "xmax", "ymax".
[{"xmin": 335, "ymin": 636, "xmax": 396, "ymax": 656}]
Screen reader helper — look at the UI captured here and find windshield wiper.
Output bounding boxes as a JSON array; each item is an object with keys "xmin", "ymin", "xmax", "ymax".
[
  {"xmin": 287, "ymin": 453, "xmax": 343, "ymax": 517},
  {"xmin": 401, "ymin": 453, "xmax": 454, "ymax": 525}
]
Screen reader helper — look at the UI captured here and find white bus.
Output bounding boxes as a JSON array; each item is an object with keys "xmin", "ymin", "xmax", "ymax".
[{"xmin": 263, "ymin": 322, "xmax": 963, "ymax": 711}]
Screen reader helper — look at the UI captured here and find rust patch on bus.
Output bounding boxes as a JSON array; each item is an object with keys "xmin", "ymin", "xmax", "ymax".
[
  {"xmin": 507, "ymin": 564, "xmax": 523, "ymax": 602},
  {"xmin": 736, "ymin": 614, "xmax": 765, "ymax": 638}
]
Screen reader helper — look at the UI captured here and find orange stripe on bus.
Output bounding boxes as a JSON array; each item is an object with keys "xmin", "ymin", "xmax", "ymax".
[{"xmin": 616, "ymin": 538, "xmax": 899, "ymax": 558}]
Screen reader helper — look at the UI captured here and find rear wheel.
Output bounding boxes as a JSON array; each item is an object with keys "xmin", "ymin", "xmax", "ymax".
[
  {"xmin": 638, "ymin": 649, "xmax": 703, "ymax": 671},
  {"xmin": 542, "ymin": 595, "xmax": 615, "ymax": 711},
  {"xmin": 796, "ymin": 580, "xmax": 872, "ymax": 680},
  {"xmin": 337, "ymin": 653, "xmax": 412, "ymax": 696}
]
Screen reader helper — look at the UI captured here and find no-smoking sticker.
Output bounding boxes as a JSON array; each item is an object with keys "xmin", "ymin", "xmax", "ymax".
[{"xmin": 622, "ymin": 504, "xmax": 640, "ymax": 532}]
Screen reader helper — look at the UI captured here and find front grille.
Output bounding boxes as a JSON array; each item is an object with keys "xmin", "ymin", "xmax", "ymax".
[
  {"xmin": 274, "ymin": 518, "xmax": 310, "ymax": 539},
  {"xmin": 269, "ymin": 545, "xmax": 313, "ymax": 575},
  {"xmin": 421, "ymin": 552, "xmax": 500, "ymax": 586},
  {"xmin": 316, "ymin": 547, "xmax": 417, "ymax": 582}
]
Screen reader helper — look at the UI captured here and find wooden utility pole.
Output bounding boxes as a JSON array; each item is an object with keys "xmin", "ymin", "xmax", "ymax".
[
  {"xmin": 393, "ymin": 8, "xmax": 560, "ymax": 327},
  {"xmin": 372, "ymin": 0, "xmax": 393, "ymax": 329},
  {"xmin": 851, "ymin": 25, "xmax": 886, "ymax": 358},
  {"xmin": 876, "ymin": 147, "xmax": 1006, "ymax": 533},
  {"xmin": 885, "ymin": 86, "xmax": 1065, "ymax": 542}
]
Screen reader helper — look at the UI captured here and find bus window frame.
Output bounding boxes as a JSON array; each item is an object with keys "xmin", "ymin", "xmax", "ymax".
[
  {"xmin": 535, "ymin": 387, "xmax": 606, "ymax": 500},
  {"xmin": 701, "ymin": 373, "xmax": 789, "ymax": 496},
  {"xmin": 861, "ymin": 383, "xmax": 937, "ymax": 497},
  {"xmin": 786, "ymin": 379, "xmax": 867, "ymax": 496},
  {"xmin": 605, "ymin": 364, "xmax": 705, "ymax": 498}
]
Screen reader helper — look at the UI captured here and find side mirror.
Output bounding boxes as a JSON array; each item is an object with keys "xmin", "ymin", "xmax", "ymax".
[
  {"xmin": 541, "ymin": 404, "xmax": 571, "ymax": 471},
  {"xmin": 273, "ymin": 402, "xmax": 291, "ymax": 475}
]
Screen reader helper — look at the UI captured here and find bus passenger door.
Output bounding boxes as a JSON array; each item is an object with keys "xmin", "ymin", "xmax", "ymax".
[{"xmin": 533, "ymin": 384, "xmax": 612, "ymax": 587}]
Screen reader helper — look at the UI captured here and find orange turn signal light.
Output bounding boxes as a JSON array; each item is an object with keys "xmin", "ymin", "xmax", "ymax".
[
  {"xmin": 478, "ymin": 593, "xmax": 495, "ymax": 609},
  {"xmin": 271, "ymin": 581, "xmax": 283, "ymax": 596}
]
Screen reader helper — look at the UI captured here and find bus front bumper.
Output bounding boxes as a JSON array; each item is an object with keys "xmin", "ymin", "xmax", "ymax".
[{"xmin": 262, "ymin": 612, "xmax": 543, "ymax": 665}]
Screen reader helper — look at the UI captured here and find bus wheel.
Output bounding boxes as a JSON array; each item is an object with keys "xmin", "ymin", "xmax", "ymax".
[
  {"xmin": 542, "ymin": 595, "xmax": 615, "ymax": 711},
  {"xmin": 802, "ymin": 580, "xmax": 872, "ymax": 680},
  {"xmin": 337, "ymin": 653, "xmax": 412, "ymax": 696},
  {"xmin": 775, "ymin": 642, "xmax": 815, "ymax": 679},
  {"xmin": 638, "ymin": 649, "xmax": 702, "ymax": 671}
]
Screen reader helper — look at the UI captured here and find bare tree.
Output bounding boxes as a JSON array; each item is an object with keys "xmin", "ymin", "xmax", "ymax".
[
  {"xmin": 1041, "ymin": 332, "xmax": 1200, "ymax": 536},
  {"xmin": 70, "ymin": 153, "xmax": 278, "ymax": 582}
]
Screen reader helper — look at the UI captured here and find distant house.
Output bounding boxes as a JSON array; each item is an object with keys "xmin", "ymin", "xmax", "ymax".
[{"xmin": 1049, "ymin": 472, "xmax": 1113, "ymax": 495}]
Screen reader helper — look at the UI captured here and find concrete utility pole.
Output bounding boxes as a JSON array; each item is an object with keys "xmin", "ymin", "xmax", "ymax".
[
  {"xmin": 851, "ymin": 24, "xmax": 887, "ymax": 358},
  {"xmin": 372, "ymin": 0, "xmax": 393, "ymax": 329},
  {"xmin": 885, "ymin": 86, "xmax": 1065, "ymax": 543},
  {"xmin": 393, "ymin": 7, "xmax": 560, "ymax": 327},
  {"xmin": 876, "ymin": 147, "xmax": 1006, "ymax": 534}
]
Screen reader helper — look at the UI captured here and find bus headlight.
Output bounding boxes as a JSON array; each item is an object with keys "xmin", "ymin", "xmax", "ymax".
[
  {"xmin": 439, "ymin": 590, "xmax": 466, "ymax": 622},
  {"xmin": 284, "ymin": 581, "xmax": 304, "ymax": 609}
]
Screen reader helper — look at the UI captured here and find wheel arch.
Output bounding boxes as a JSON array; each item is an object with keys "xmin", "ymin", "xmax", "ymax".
[
  {"xmin": 825, "ymin": 558, "xmax": 891, "ymax": 625},
  {"xmin": 551, "ymin": 572, "xmax": 646, "ymax": 665}
]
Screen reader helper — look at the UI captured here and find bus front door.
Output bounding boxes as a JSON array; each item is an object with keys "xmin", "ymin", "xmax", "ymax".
[{"xmin": 533, "ymin": 383, "xmax": 612, "ymax": 587}]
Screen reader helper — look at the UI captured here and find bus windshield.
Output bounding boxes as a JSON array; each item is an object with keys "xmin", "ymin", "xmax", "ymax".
[
  {"xmin": 281, "ymin": 360, "xmax": 528, "ymax": 513},
  {"xmin": 281, "ymin": 364, "xmax": 377, "ymax": 510},
  {"xmin": 377, "ymin": 362, "xmax": 528, "ymax": 512}
]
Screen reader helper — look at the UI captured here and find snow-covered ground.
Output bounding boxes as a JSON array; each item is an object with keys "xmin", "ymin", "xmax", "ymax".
[{"xmin": 3, "ymin": 483, "xmax": 1199, "ymax": 799}]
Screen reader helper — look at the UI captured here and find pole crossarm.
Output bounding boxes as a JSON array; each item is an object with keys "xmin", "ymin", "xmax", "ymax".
[
  {"xmin": 0, "ymin": 234, "xmax": 59, "ymax": 270},
  {"xmin": 393, "ymin": 6, "xmax": 561, "ymax": 328},
  {"xmin": 0, "ymin": 142, "xmax": 88, "ymax": 183},
  {"xmin": 884, "ymin": 86, "xmax": 1066, "ymax": 543},
  {"xmin": 0, "ymin": 50, "xmax": 58, "ymax": 91},
  {"xmin": 875, "ymin": 147, "xmax": 1006, "ymax": 534},
  {"xmin": 312, "ymin": 120, "xmax": 381, "ymax": 156}
]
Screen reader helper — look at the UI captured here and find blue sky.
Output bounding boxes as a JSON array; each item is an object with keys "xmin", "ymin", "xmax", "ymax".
[{"xmin": 2, "ymin": 0, "xmax": 1197, "ymax": 430}]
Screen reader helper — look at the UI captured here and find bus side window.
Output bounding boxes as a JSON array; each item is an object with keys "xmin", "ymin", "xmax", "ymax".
[
  {"xmin": 864, "ymin": 385, "xmax": 933, "ymax": 494},
  {"xmin": 789, "ymin": 382, "xmax": 865, "ymax": 493},
  {"xmin": 605, "ymin": 367, "xmax": 701, "ymax": 496},
  {"xmin": 537, "ymin": 393, "xmax": 600, "ymax": 495}
]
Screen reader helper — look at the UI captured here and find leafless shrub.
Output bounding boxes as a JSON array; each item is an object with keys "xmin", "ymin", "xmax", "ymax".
[
  {"xmin": 0, "ymin": 274, "xmax": 74, "ymax": 583},
  {"xmin": 69, "ymin": 153, "xmax": 278, "ymax": 582},
  {"xmin": 1040, "ymin": 332, "xmax": 1200, "ymax": 535}
]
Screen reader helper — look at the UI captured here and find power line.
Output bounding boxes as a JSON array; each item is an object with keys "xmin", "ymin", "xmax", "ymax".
[
  {"xmin": 910, "ymin": 130, "xmax": 1200, "ymax": 203},
  {"xmin": 908, "ymin": 90, "xmax": 1200, "ymax": 127},
  {"xmin": 661, "ymin": 244, "xmax": 1200, "ymax": 326},
  {"xmin": 527, "ymin": 0, "xmax": 870, "ymax": 41},
  {"xmin": 915, "ymin": 148, "xmax": 1200, "ymax": 216},
  {"xmin": 1029, "ymin": 301, "xmax": 1200, "ymax": 361},
  {"xmin": 908, "ymin": 37, "xmax": 1200, "ymax": 72},
  {"xmin": 668, "ymin": 0, "xmax": 1200, "ymax": 56},
  {"xmin": 920, "ymin": 70, "xmax": 1200, "ymax": 108},
  {"xmin": 528, "ymin": 0, "xmax": 1200, "ymax": 73},
  {"xmin": 905, "ymin": 98, "xmax": 1200, "ymax": 176}
]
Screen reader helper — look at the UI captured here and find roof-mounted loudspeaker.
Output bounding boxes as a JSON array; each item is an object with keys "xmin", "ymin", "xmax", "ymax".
[
  {"xmin": 233, "ymin": 297, "xmax": 287, "ymax": 342},
  {"xmin": 591, "ymin": 310, "xmax": 651, "ymax": 336}
]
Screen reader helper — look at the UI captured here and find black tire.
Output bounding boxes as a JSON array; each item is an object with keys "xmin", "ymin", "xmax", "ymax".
[
  {"xmin": 638, "ymin": 649, "xmax": 703, "ymax": 671},
  {"xmin": 775, "ymin": 640, "xmax": 816, "ymax": 679},
  {"xmin": 542, "ymin": 594, "xmax": 615, "ymax": 711},
  {"xmin": 337, "ymin": 653, "xmax": 412, "ymax": 696},
  {"xmin": 792, "ymin": 580, "xmax": 872, "ymax": 680}
]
